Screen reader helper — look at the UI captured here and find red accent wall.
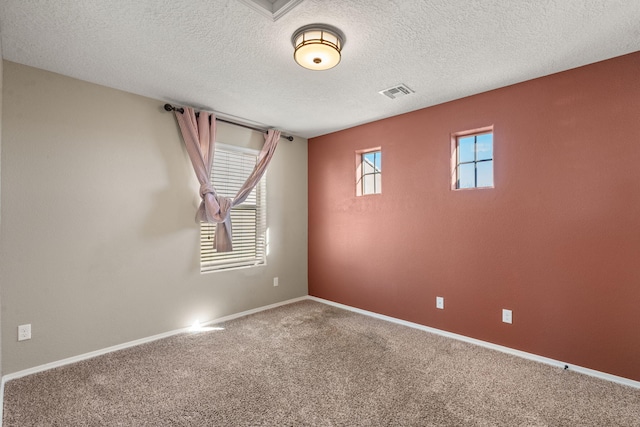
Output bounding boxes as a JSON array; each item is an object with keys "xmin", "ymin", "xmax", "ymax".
[{"xmin": 308, "ymin": 52, "xmax": 640, "ymax": 381}]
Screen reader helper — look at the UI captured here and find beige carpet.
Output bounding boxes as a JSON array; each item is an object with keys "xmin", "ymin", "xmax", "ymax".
[{"xmin": 3, "ymin": 300, "xmax": 640, "ymax": 426}]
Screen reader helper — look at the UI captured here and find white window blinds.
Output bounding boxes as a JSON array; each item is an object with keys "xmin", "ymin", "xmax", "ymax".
[{"xmin": 200, "ymin": 144, "xmax": 267, "ymax": 272}]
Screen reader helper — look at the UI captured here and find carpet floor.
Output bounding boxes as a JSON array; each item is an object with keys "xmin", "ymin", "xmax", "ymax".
[{"xmin": 3, "ymin": 300, "xmax": 640, "ymax": 426}]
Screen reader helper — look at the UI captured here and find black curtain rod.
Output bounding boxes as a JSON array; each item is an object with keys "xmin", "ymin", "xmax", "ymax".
[{"xmin": 164, "ymin": 104, "xmax": 294, "ymax": 142}]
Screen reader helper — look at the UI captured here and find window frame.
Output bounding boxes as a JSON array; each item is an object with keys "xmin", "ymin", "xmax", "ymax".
[
  {"xmin": 356, "ymin": 147, "xmax": 382, "ymax": 196},
  {"xmin": 200, "ymin": 143, "xmax": 267, "ymax": 273},
  {"xmin": 451, "ymin": 127, "xmax": 494, "ymax": 190}
]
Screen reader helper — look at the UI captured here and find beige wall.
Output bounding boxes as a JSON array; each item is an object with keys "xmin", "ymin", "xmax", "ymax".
[
  {"xmin": 0, "ymin": 61, "xmax": 308, "ymax": 374},
  {"xmin": 0, "ymin": 41, "xmax": 4, "ymax": 377}
]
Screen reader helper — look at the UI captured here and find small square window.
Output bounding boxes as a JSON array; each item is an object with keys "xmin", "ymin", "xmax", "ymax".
[
  {"xmin": 452, "ymin": 129, "xmax": 493, "ymax": 189},
  {"xmin": 356, "ymin": 149, "xmax": 381, "ymax": 196}
]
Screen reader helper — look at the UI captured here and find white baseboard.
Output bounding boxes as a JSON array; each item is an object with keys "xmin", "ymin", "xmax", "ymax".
[
  {"xmin": 307, "ymin": 296, "xmax": 640, "ymax": 389},
  {"xmin": 0, "ymin": 295, "xmax": 308, "ymax": 425},
  {"xmin": 1, "ymin": 293, "xmax": 637, "ymax": 427}
]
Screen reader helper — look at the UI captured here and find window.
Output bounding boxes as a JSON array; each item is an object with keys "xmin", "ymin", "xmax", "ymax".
[
  {"xmin": 200, "ymin": 144, "xmax": 266, "ymax": 272},
  {"xmin": 356, "ymin": 149, "xmax": 381, "ymax": 196},
  {"xmin": 453, "ymin": 129, "xmax": 493, "ymax": 189}
]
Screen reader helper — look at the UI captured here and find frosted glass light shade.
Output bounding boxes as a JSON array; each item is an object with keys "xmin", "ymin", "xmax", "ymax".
[{"xmin": 292, "ymin": 24, "xmax": 345, "ymax": 71}]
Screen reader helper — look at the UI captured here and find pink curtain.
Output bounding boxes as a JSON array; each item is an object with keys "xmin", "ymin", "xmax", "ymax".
[{"xmin": 175, "ymin": 107, "xmax": 280, "ymax": 252}]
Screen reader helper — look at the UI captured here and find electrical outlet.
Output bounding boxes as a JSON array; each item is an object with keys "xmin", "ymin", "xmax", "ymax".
[
  {"xmin": 502, "ymin": 309, "xmax": 512, "ymax": 324},
  {"xmin": 18, "ymin": 324, "xmax": 31, "ymax": 341},
  {"xmin": 436, "ymin": 296, "xmax": 444, "ymax": 309},
  {"xmin": 273, "ymin": 277, "xmax": 279, "ymax": 287}
]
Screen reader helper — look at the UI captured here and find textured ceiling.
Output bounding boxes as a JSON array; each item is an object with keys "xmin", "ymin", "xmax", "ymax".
[{"xmin": 1, "ymin": 0, "xmax": 639, "ymax": 138}]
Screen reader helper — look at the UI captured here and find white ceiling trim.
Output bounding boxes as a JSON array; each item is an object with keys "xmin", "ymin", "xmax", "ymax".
[{"xmin": 237, "ymin": 0, "xmax": 305, "ymax": 21}]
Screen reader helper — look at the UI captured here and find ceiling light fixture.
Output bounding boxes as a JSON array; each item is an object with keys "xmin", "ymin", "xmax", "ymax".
[{"xmin": 291, "ymin": 24, "xmax": 345, "ymax": 71}]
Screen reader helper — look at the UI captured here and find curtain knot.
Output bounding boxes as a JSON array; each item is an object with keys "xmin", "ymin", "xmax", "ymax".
[
  {"xmin": 216, "ymin": 195, "xmax": 232, "ymax": 219},
  {"xmin": 199, "ymin": 187, "xmax": 231, "ymax": 224},
  {"xmin": 200, "ymin": 183, "xmax": 215, "ymax": 198}
]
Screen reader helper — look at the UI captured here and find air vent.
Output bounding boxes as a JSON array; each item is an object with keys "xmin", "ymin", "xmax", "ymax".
[{"xmin": 379, "ymin": 84, "xmax": 414, "ymax": 100}]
